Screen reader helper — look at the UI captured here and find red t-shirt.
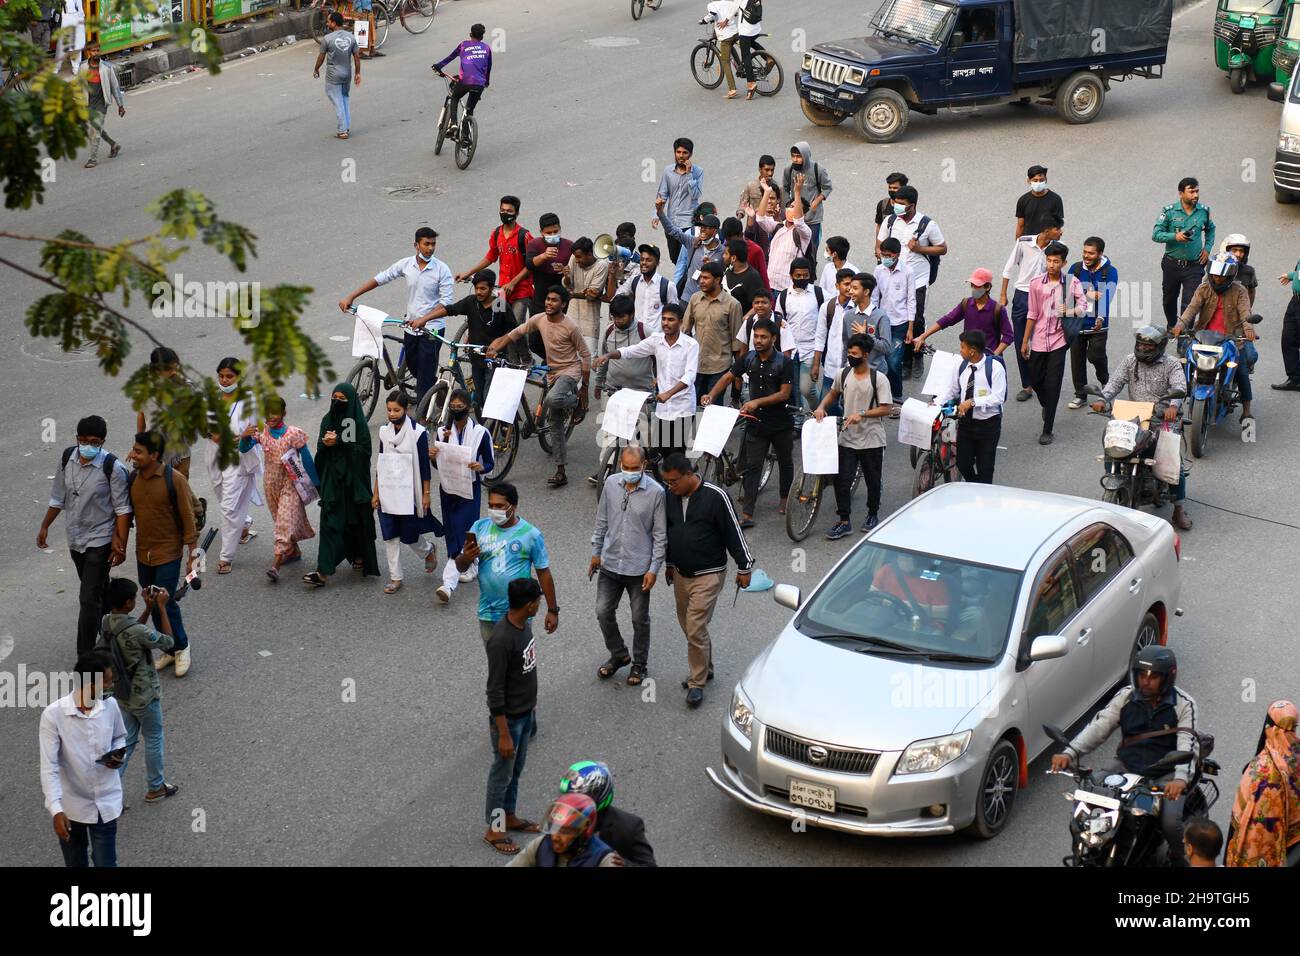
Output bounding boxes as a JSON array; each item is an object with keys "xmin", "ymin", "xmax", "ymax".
[
  {"xmin": 487, "ymin": 225, "xmax": 533, "ymax": 303},
  {"xmin": 1206, "ymin": 298, "xmax": 1227, "ymax": 334},
  {"xmin": 746, "ymin": 238, "xmax": 770, "ymax": 291}
]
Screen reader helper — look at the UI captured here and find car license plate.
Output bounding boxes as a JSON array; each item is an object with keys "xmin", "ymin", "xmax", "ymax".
[
  {"xmin": 808, "ymin": 91, "xmax": 827, "ymax": 106},
  {"xmin": 788, "ymin": 777, "xmax": 836, "ymax": 813}
]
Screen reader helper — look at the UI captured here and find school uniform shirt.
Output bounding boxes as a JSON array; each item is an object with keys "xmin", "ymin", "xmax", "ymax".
[
  {"xmin": 871, "ymin": 263, "xmax": 916, "ymax": 330},
  {"xmin": 373, "ymin": 255, "xmax": 455, "ymax": 326},
  {"xmin": 1027, "ymin": 273, "xmax": 1087, "ymax": 352},
  {"xmin": 619, "ymin": 333, "xmax": 700, "ymax": 420},
  {"xmin": 875, "ymin": 213, "xmax": 944, "ymax": 290},
  {"xmin": 936, "ymin": 354, "xmax": 1007, "ymax": 420},
  {"xmin": 39, "ymin": 691, "xmax": 126, "ymax": 825},
  {"xmin": 774, "ymin": 285, "xmax": 822, "ymax": 362},
  {"xmin": 735, "ymin": 313, "xmax": 797, "ymax": 354},
  {"xmin": 816, "ymin": 298, "xmax": 850, "ymax": 378},
  {"xmin": 818, "ymin": 259, "xmax": 859, "ymax": 300},
  {"xmin": 1002, "ymin": 236, "xmax": 1048, "ymax": 294},
  {"xmin": 617, "ymin": 270, "xmax": 679, "ymax": 335}
]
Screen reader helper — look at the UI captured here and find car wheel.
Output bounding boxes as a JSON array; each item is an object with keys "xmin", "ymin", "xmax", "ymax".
[
  {"xmin": 800, "ymin": 97, "xmax": 845, "ymax": 126},
  {"xmin": 1054, "ymin": 71, "xmax": 1105, "ymax": 124},
  {"xmin": 968, "ymin": 739, "xmax": 1018, "ymax": 839},
  {"xmin": 1129, "ymin": 611, "xmax": 1161, "ymax": 673},
  {"xmin": 854, "ymin": 88, "xmax": 910, "ymax": 143}
]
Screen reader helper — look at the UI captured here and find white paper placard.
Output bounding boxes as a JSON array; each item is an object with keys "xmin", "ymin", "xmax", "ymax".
[
  {"xmin": 800, "ymin": 417, "xmax": 840, "ymax": 475},
  {"xmin": 601, "ymin": 388, "xmax": 652, "ymax": 442},
  {"xmin": 434, "ymin": 440, "xmax": 474, "ymax": 500},
  {"xmin": 350, "ymin": 308, "xmax": 386, "ymax": 359},
  {"xmin": 691, "ymin": 404, "xmax": 739, "ymax": 457},
  {"xmin": 920, "ymin": 349, "xmax": 962, "ymax": 397},
  {"xmin": 376, "ymin": 453, "xmax": 415, "ymax": 515},
  {"xmin": 353, "ymin": 18, "xmax": 370, "ymax": 48},
  {"xmin": 481, "ymin": 367, "xmax": 527, "ymax": 423},
  {"xmin": 898, "ymin": 398, "xmax": 942, "ymax": 450}
]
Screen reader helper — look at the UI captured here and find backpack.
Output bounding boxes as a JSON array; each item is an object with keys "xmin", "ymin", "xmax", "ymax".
[
  {"xmin": 493, "ymin": 224, "xmax": 529, "ymax": 260},
  {"xmin": 742, "ymin": 0, "xmax": 763, "ymax": 24},
  {"xmin": 126, "ymin": 464, "xmax": 186, "ymax": 535},
  {"xmin": 60, "ymin": 446, "xmax": 118, "ymax": 483},
  {"xmin": 96, "ymin": 616, "xmax": 147, "ymax": 693},
  {"xmin": 834, "ymin": 366, "xmax": 886, "ymax": 412},
  {"xmin": 777, "ymin": 285, "xmax": 824, "ymax": 317},
  {"xmin": 957, "ymin": 351, "xmax": 1006, "ymax": 396},
  {"xmin": 886, "ymin": 213, "xmax": 940, "ymax": 285},
  {"xmin": 630, "ymin": 274, "xmax": 670, "ymax": 307}
]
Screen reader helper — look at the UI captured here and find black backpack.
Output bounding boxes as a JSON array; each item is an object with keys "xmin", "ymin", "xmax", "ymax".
[
  {"xmin": 126, "ymin": 464, "xmax": 185, "ymax": 534},
  {"xmin": 886, "ymin": 213, "xmax": 941, "ymax": 285},
  {"xmin": 742, "ymin": 0, "xmax": 763, "ymax": 24},
  {"xmin": 96, "ymin": 616, "xmax": 149, "ymax": 691},
  {"xmin": 60, "ymin": 446, "xmax": 118, "ymax": 483},
  {"xmin": 630, "ymin": 273, "xmax": 670, "ymax": 306}
]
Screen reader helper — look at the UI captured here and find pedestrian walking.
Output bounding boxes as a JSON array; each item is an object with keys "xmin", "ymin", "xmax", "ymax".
[
  {"xmin": 591, "ymin": 446, "xmax": 666, "ymax": 687},
  {"xmin": 818, "ymin": 236, "xmax": 857, "ymax": 300},
  {"xmin": 819, "ymin": 333, "xmax": 894, "ymax": 538},
  {"xmin": 39, "ymin": 649, "xmax": 125, "ymax": 868},
  {"xmin": 136, "ymin": 348, "xmax": 201, "ymax": 483},
  {"xmin": 38, "ymin": 415, "xmax": 131, "ymax": 655},
  {"xmin": 872, "ymin": 238, "xmax": 916, "ymax": 400},
  {"xmin": 611, "ymin": 243, "xmax": 677, "ymax": 336},
  {"xmin": 657, "ymin": 202, "xmax": 725, "ymax": 301},
  {"xmin": 1000, "ymin": 216, "xmax": 1062, "ymax": 400},
  {"xmin": 455, "ymin": 482, "xmax": 559, "ymax": 644},
  {"xmin": 658, "ymin": 452, "xmax": 754, "ymax": 709},
  {"xmin": 1066, "ymin": 238, "xmax": 1119, "ymax": 409},
  {"xmin": 98, "ymin": 578, "xmax": 179, "ymax": 805},
  {"xmin": 483, "ymin": 577, "xmax": 543, "ymax": 856},
  {"xmin": 81, "ymin": 43, "xmax": 124, "ymax": 169},
  {"xmin": 754, "ymin": 180, "xmax": 810, "ymax": 294},
  {"xmin": 30, "ymin": 0, "xmax": 57, "ymax": 56},
  {"xmin": 303, "ymin": 383, "xmax": 380, "ymax": 587},
  {"xmin": 313, "ymin": 11, "xmax": 360, "ymax": 139},
  {"xmin": 719, "ymin": 217, "xmax": 769, "ymax": 291},
  {"xmin": 782, "ymin": 142, "xmax": 832, "ymax": 263},
  {"xmin": 684, "ymin": 261, "xmax": 743, "ymax": 399},
  {"xmin": 590, "ymin": 294, "xmax": 656, "ymax": 483},
  {"xmin": 1273, "ymin": 259, "xmax": 1300, "ymax": 391},
  {"xmin": 257, "ymin": 396, "xmax": 315, "ymax": 582},
  {"xmin": 815, "ymin": 268, "xmax": 857, "ymax": 408},
  {"xmin": 1014, "ymin": 164, "xmax": 1064, "ymax": 239},
  {"xmin": 773, "ymin": 256, "xmax": 823, "ymax": 407},
  {"xmin": 1153, "ymin": 177, "xmax": 1214, "ymax": 330},
  {"xmin": 872, "ymin": 172, "xmax": 909, "ymax": 243},
  {"xmin": 936, "ymin": 330, "xmax": 1007, "ymax": 484},
  {"xmin": 721, "ymin": 239, "xmax": 766, "ymax": 317},
  {"xmin": 206, "ymin": 357, "xmax": 264, "ymax": 574},
  {"xmin": 1022, "ymin": 242, "xmax": 1087, "ymax": 445},
  {"xmin": 374, "ymin": 391, "xmax": 442, "ymax": 595},
  {"xmin": 655, "ymin": 138, "xmax": 704, "ymax": 267},
  {"xmin": 432, "ymin": 389, "xmax": 494, "ymax": 607},
  {"xmin": 876, "ymin": 185, "xmax": 947, "ymax": 379},
  {"xmin": 913, "ymin": 267, "xmax": 1014, "ymax": 357},
  {"xmin": 126, "ymin": 431, "xmax": 198, "ymax": 677},
  {"xmin": 736, "ymin": 153, "xmax": 776, "ymax": 220},
  {"xmin": 524, "ymin": 213, "xmax": 575, "ymax": 356}
]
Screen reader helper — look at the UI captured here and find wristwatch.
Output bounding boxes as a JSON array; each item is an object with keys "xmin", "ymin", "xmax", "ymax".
[{"xmin": 547, "ymin": 607, "xmax": 559, "ymax": 615}]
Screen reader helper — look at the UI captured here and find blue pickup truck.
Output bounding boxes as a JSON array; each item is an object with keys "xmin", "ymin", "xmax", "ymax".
[{"xmin": 796, "ymin": 0, "xmax": 1174, "ymax": 142}]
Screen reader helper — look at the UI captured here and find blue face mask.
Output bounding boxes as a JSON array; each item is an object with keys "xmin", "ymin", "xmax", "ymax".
[
  {"xmin": 892, "ymin": 203, "xmax": 908, "ymax": 216},
  {"xmin": 621, "ymin": 470, "xmax": 644, "ymax": 484},
  {"xmin": 78, "ymin": 444, "xmax": 101, "ymax": 460},
  {"xmin": 882, "ymin": 256, "xmax": 897, "ymax": 268}
]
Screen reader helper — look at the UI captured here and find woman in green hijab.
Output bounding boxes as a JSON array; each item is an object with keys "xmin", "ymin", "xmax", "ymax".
[{"xmin": 304, "ymin": 383, "xmax": 380, "ymax": 585}]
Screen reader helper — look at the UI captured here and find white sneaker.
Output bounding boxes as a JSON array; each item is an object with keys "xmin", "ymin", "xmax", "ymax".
[
  {"xmin": 173, "ymin": 647, "xmax": 191, "ymax": 678},
  {"xmin": 154, "ymin": 652, "xmax": 175, "ymax": 671},
  {"xmin": 458, "ymin": 566, "xmax": 477, "ymax": 583},
  {"xmin": 1067, "ymin": 396, "xmax": 1086, "ymax": 410},
  {"xmin": 435, "ymin": 586, "xmax": 451, "ymax": 605}
]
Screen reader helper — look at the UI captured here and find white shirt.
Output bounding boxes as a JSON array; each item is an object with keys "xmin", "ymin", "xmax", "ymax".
[
  {"xmin": 707, "ymin": 0, "xmax": 742, "ymax": 40},
  {"xmin": 876, "ymin": 213, "xmax": 944, "ymax": 289},
  {"xmin": 871, "ymin": 263, "xmax": 917, "ymax": 328},
  {"xmin": 738, "ymin": 0, "xmax": 761, "ymax": 36},
  {"xmin": 735, "ymin": 314, "xmax": 797, "ymax": 354},
  {"xmin": 620, "ymin": 332, "xmax": 700, "ymax": 420},
  {"xmin": 1002, "ymin": 235, "xmax": 1048, "ymax": 294},
  {"xmin": 775, "ymin": 285, "xmax": 822, "ymax": 362},
  {"xmin": 617, "ymin": 270, "xmax": 678, "ymax": 336},
  {"xmin": 39, "ymin": 692, "xmax": 126, "ymax": 824},
  {"xmin": 816, "ymin": 298, "xmax": 850, "ymax": 377},
  {"xmin": 818, "ymin": 259, "xmax": 858, "ymax": 300},
  {"xmin": 373, "ymin": 254, "xmax": 455, "ymax": 328},
  {"xmin": 936, "ymin": 355, "xmax": 1008, "ymax": 420}
]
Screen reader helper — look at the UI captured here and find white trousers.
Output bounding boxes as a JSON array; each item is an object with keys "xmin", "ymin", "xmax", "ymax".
[
  {"xmin": 440, "ymin": 556, "xmax": 477, "ymax": 592},
  {"xmin": 58, "ymin": 21, "xmax": 85, "ymax": 72},
  {"xmin": 384, "ymin": 535, "xmax": 434, "ymax": 581},
  {"xmin": 216, "ymin": 470, "xmax": 258, "ymax": 562}
]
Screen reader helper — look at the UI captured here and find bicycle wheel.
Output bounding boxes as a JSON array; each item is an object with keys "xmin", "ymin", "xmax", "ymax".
[
  {"xmin": 434, "ymin": 102, "xmax": 448, "ymax": 156},
  {"xmin": 416, "ymin": 381, "xmax": 450, "ymax": 429},
  {"xmin": 911, "ymin": 456, "xmax": 935, "ymax": 499},
  {"xmin": 630, "ymin": 0, "xmax": 645, "ymax": 19},
  {"xmin": 455, "ymin": 114, "xmax": 478, "ymax": 170},
  {"xmin": 594, "ymin": 456, "xmax": 616, "ymax": 500},
  {"xmin": 484, "ymin": 413, "xmax": 520, "ymax": 484},
  {"xmin": 372, "ymin": 0, "xmax": 391, "ymax": 48},
  {"xmin": 346, "ymin": 360, "xmax": 381, "ymax": 422},
  {"xmin": 785, "ymin": 465, "xmax": 823, "ymax": 542},
  {"xmin": 752, "ymin": 52, "xmax": 784, "ymax": 96},
  {"xmin": 758, "ymin": 450, "xmax": 776, "ymax": 492},
  {"xmin": 691, "ymin": 42, "xmax": 723, "ymax": 90},
  {"xmin": 400, "ymin": 0, "xmax": 435, "ymax": 34}
]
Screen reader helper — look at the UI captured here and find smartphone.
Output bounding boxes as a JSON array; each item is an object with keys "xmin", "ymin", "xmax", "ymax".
[
  {"xmin": 464, "ymin": 532, "xmax": 478, "ymax": 552},
  {"xmin": 96, "ymin": 747, "xmax": 126, "ymax": 765}
]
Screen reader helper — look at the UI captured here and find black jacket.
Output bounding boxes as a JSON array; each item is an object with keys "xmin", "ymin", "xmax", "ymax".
[
  {"xmin": 665, "ymin": 481, "xmax": 754, "ymax": 577},
  {"xmin": 598, "ymin": 806, "xmax": 657, "ymax": 867}
]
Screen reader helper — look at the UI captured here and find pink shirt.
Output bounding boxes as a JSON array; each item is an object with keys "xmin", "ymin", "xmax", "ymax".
[
  {"xmin": 757, "ymin": 216, "xmax": 811, "ymax": 293},
  {"xmin": 1026, "ymin": 273, "xmax": 1086, "ymax": 353}
]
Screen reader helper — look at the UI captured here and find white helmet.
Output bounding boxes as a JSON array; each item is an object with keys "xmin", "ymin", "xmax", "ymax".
[
  {"xmin": 1219, "ymin": 233, "xmax": 1250, "ymax": 259},
  {"xmin": 1207, "ymin": 252, "xmax": 1239, "ymax": 281}
]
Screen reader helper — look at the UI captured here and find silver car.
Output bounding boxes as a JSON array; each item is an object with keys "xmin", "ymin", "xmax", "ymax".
[{"xmin": 707, "ymin": 483, "xmax": 1183, "ymax": 839}]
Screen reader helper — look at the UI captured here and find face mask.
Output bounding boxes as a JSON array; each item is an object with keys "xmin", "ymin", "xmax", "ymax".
[
  {"xmin": 846, "ymin": 355, "xmax": 864, "ymax": 368},
  {"xmin": 500, "ymin": 212, "xmax": 516, "ymax": 225},
  {"xmin": 892, "ymin": 203, "xmax": 908, "ymax": 216},
  {"xmin": 971, "ymin": 285, "xmax": 988, "ymax": 299},
  {"xmin": 791, "ymin": 277, "xmax": 809, "ymax": 289},
  {"xmin": 882, "ymin": 256, "xmax": 897, "ymax": 268},
  {"xmin": 488, "ymin": 507, "xmax": 511, "ymax": 526},
  {"xmin": 621, "ymin": 470, "xmax": 644, "ymax": 484},
  {"xmin": 451, "ymin": 407, "xmax": 469, "ymax": 421},
  {"xmin": 416, "ymin": 251, "xmax": 432, "ymax": 263},
  {"xmin": 79, "ymin": 443, "xmax": 101, "ymax": 460},
  {"xmin": 218, "ymin": 381, "xmax": 238, "ymax": 394},
  {"xmin": 332, "ymin": 398, "xmax": 348, "ymax": 414},
  {"xmin": 1030, "ymin": 181, "xmax": 1048, "ymax": 194},
  {"xmin": 544, "ymin": 234, "xmax": 562, "ymax": 247}
]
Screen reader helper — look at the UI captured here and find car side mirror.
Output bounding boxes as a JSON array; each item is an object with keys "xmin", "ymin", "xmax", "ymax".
[
  {"xmin": 950, "ymin": 32, "xmax": 966, "ymax": 52},
  {"xmin": 1028, "ymin": 635, "xmax": 1069, "ymax": 662},
  {"xmin": 774, "ymin": 583, "xmax": 801, "ymax": 611},
  {"xmin": 1246, "ymin": 312, "xmax": 1263, "ymax": 325},
  {"xmin": 1269, "ymin": 82, "xmax": 1285, "ymax": 102}
]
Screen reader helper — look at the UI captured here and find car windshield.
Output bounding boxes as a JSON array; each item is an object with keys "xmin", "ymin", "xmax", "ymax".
[
  {"xmin": 1285, "ymin": 3, "xmax": 1300, "ymax": 38},
  {"xmin": 873, "ymin": 0, "xmax": 956, "ymax": 45},
  {"xmin": 1223, "ymin": 0, "xmax": 1283, "ymax": 14},
  {"xmin": 797, "ymin": 542, "xmax": 1021, "ymax": 662}
]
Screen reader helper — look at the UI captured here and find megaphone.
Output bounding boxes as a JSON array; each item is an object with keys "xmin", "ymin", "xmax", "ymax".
[{"xmin": 594, "ymin": 233, "xmax": 617, "ymax": 259}]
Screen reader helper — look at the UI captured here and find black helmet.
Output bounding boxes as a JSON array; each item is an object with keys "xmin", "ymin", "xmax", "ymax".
[
  {"xmin": 1131, "ymin": 645, "xmax": 1177, "ymax": 698},
  {"xmin": 559, "ymin": 760, "xmax": 614, "ymax": 812},
  {"xmin": 1134, "ymin": 325, "xmax": 1168, "ymax": 365}
]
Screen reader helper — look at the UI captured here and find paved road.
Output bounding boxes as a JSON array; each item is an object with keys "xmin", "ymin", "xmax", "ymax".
[{"xmin": 2, "ymin": 0, "xmax": 1298, "ymax": 866}]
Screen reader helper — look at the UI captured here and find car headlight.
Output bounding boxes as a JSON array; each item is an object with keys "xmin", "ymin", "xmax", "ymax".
[
  {"xmin": 895, "ymin": 731, "xmax": 972, "ymax": 775},
  {"xmin": 731, "ymin": 687, "xmax": 755, "ymax": 739},
  {"xmin": 1280, "ymin": 132, "xmax": 1300, "ymax": 154},
  {"xmin": 802, "ymin": 53, "xmax": 813, "ymax": 70},
  {"xmin": 846, "ymin": 68, "xmax": 866, "ymax": 85}
]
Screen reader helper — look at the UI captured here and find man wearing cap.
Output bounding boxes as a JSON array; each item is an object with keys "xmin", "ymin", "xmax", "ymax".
[
  {"xmin": 657, "ymin": 202, "xmax": 725, "ymax": 301},
  {"xmin": 1014, "ymin": 165, "xmax": 1064, "ymax": 239},
  {"xmin": 611, "ymin": 244, "xmax": 678, "ymax": 336},
  {"xmin": 914, "ymin": 268, "xmax": 1014, "ymax": 357}
]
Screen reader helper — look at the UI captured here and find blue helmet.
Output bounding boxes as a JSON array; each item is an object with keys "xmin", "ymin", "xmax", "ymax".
[{"xmin": 559, "ymin": 760, "xmax": 614, "ymax": 812}]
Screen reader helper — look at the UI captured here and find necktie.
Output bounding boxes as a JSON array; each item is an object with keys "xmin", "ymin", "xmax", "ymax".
[{"xmin": 964, "ymin": 367, "xmax": 977, "ymax": 419}]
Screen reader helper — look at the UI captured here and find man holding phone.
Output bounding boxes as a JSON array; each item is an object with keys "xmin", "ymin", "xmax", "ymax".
[{"xmin": 39, "ymin": 648, "xmax": 127, "ymax": 867}]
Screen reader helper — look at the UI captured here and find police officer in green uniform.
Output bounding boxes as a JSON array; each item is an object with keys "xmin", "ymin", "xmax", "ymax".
[
  {"xmin": 1275, "ymin": 258, "xmax": 1300, "ymax": 391},
  {"xmin": 1152, "ymin": 177, "xmax": 1214, "ymax": 331}
]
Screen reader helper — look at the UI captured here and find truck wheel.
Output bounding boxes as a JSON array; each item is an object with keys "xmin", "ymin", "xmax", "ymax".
[
  {"xmin": 1229, "ymin": 68, "xmax": 1247, "ymax": 94},
  {"xmin": 1276, "ymin": 188, "xmax": 1298, "ymax": 204},
  {"xmin": 854, "ymin": 89, "xmax": 909, "ymax": 143},
  {"xmin": 1054, "ymin": 71, "xmax": 1105, "ymax": 124},
  {"xmin": 800, "ymin": 97, "xmax": 846, "ymax": 127}
]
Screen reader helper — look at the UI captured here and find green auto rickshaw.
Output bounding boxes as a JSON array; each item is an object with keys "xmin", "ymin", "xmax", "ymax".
[
  {"xmin": 1214, "ymin": 0, "xmax": 1286, "ymax": 93},
  {"xmin": 1274, "ymin": 0, "xmax": 1300, "ymax": 82}
]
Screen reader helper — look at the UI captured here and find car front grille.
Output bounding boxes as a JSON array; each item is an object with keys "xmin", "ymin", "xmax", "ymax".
[
  {"xmin": 1257, "ymin": 27, "xmax": 1278, "ymax": 46},
  {"xmin": 808, "ymin": 55, "xmax": 849, "ymax": 86},
  {"xmin": 766, "ymin": 786, "xmax": 871, "ymax": 818},
  {"xmin": 1214, "ymin": 20, "xmax": 1238, "ymax": 45},
  {"xmin": 1276, "ymin": 159, "xmax": 1300, "ymax": 188},
  {"xmin": 765, "ymin": 727, "xmax": 880, "ymax": 775}
]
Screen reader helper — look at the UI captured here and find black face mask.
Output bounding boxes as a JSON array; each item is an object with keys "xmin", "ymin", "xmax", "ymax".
[
  {"xmin": 846, "ymin": 355, "xmax": 865, "ymax": 368},
  {"xmin": 451, "ymin": 407, "xmax": 470, "ymax": 421},
  {"xmin": 500, "ymin": 212, "xmax": 516, "ymax": 226},
  {"xmin": 791, "ymin": 277, "xmax": 809, "ymax": 289},
  {"xmin": 331, "ymin": 399, "xmax": 349, "ymax": 415}
]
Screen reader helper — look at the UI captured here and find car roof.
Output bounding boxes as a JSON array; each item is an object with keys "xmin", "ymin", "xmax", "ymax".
[{"xmin": 869, "ymin": 483, "xmax": 1106, "ymax": 571}]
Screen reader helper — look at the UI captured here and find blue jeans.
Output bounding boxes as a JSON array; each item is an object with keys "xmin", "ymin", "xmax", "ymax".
[
  {"xmin": 120, "ymin": 698, "xmax": 166, "ymax": 791},
  {"xmin": 1010, "ymin": 289, "xmax": 1030, "ymax": 389},
  {"xmin": 821, "ymin": 374, "xmax": 843, "ymax": 416},
  {"xmin": 791, "ymin": 359, "xmax": 819, "ymax": 408},
  {"xmin": 485, "ymin": 711, "xmax": 534, "ymax": 826},
  {"xmin": 137, "ymin": 558, "xmax": 187, "ymax": 651},
  {"xmin": 325, "ymin": 82, "xmax": 351, "ymax": 134},
  {"xmin": 58, "ymin": 814, "xmax": 117, "ymax": 867},
  {"xmin": 887, "ymin": 338, "xmax": 906, "ymax": 399}
]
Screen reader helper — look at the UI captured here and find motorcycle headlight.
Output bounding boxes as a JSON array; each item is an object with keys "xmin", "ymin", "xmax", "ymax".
[
  {"xmin": 730, "ymin": 687, "xmax": 755, "ymax": 739},
  {"xmin": 895, "ymin": 731, "xmax": 972, "ymax": 775},
  {"xmin": 1196, "ymin": 353, "xmax": 1218, "ymax": 371},
  {"xmin": 1074, "ymin": 805, "xmax": 1120, "ymax": 845},
  {"xmin": 1280, "ymin": 132, "xmax": 1300, "ymax": 154}
]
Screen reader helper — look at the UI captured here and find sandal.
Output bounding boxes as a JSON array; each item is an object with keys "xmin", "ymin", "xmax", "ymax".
[
  {"xmin": 627, "ymin": 664, "xmax": 648, "ymax": 686},
  {"xmin": 547, "ymin": 472, "xmax": 568, "ymax": 488},
  {"xmin": 109, "ymin": 144, "xmax": 121, "ymax": 159},
  {"xmin": 266, "ymin": 567, "xmax": 279, "ymax": 583},
  {"xmin": 507, "ymin": 818, "xmax": 542, "ymax": 833},
  {"xmin": 384, "ymin": 580, "xmax": 403, "ymax": 594},
  {"xmin": 303, "ymin": 572, "xmax": 327, "ymax": 588},
  {"xmin": 483, "ymin": 834, "xmax": 520, "ymax": 855},
  {"xmin": 351, "ymin": 560, "xmax": 365, "ymax": 571},
  {"xmin": 424, "ymin": 547, "xmax": 439, "ymax": 573},
  {"xmin": 217, "ymin": 561, "xmax": 232, "ymax": 574},
  {"xmin": 336, "ymin": 131, "xmax": 350, "ymax": 139},
  {"xmin": 746, "ymin": 85, "xmax": 756, "ymax": 101},
  {"xmin": 725, "ymin": 89, "xmax": 739, "ymax": 99},
  {"xmin": 240, "ymin": 527, "xmax": 257, "ymax": 543},
  {"xmin": 598, "ymin": 654, "xmax": 632, "ymax": 680}
]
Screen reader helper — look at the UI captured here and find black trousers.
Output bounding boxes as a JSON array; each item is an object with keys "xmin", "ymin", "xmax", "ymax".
[
  {"xmin": 1161, "ymin": 256, "xmax": 1203, "ymax": 329},
  {"xmin": 740, "ymin": 426, "xmax": 795, "ymax": 515},
  {"xmin": 1028, "ymin": 345, "xmax": 1068, "ymax": 435},
  {"xmin": 737, "ymin": 35, "xmax": 765, "ymax": 81},
  {"xmin": 1070, "ymin": 330, "xmax": 1109, "ymax": 396},
  {"xmin": 901, "ymin": 285, "xmax": 927, "ymax": 372},
  {"xmin": 448, "ymin": 81, "xmax": 483, "ymax": 120},
  {"xmin": 70, "ymin": 543, "xmax": 113, "ymax": 656},
  {"xmin": 956, "ymin": 414, "xmax": 1001, "ymax": 484},
  {"xmin": 834, "ymin": 445, "xmax": 883, "ymax": 519},
  {"xmin": 1283, "ymin": 293, "xmax": 1300, "ymax": 382}
]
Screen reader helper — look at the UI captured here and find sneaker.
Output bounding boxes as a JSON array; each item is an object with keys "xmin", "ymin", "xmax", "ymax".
[
  {"xmin": 173, "ymin": 647, "xmax": 191, "ymax": 678},
  {"xmin": 1067, "ymin": 396, "xmax": 1086, "ymax": 410},
  {"xmin": 1016, "ymin": 388, "xmax": 1034, "ymax": 402},
  {"xmin": 686, "ymin": 687, "xmax": 704, "ymax": 708},
  {"xmin": 861, "ymin": 512, "xmax": 879, "ymax": 532},
  {"xmin": 145, "ymin": 783, "xmax": 180, "ymax": 804},
  {"xmin": 825, "ymin": 521, "xmax": 851, "ymax": 540},
  {"xmin": 459, "ymin": 567, "xmax": 478, "ymax": 583},
  {"xmin": 1272, "ymin": 379, "xmax": 1300, "ymax": 392},
  {"xmin": 154, "ymin": 652, "xmax": 175, "ymax": 671},
  {"xmin": 436, "ymin": 585, "xmax": 451, "ymax": 605}
]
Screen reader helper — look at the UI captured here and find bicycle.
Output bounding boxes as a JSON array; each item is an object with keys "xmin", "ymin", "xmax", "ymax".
[
  {"xmin": 630, "ymin": 0, "xmax": 662, "ymax": 20},
  {"xmin": 474, "ymin": 358, "xmax": 580, "ymax": 484},
  {"xmin": 593, "ymin": 392, "xmax": 662, "ymax": 498},
  {"xmin": 344, "ymin": 309, "xmax": 425, "ymax": 421},
  {"xmin": 696, "ymin": 409, "xmax": 777, "ymax": 494},
  {"xmin": 309, "ymin": 0, "xmax": 391, "ymax": 48},
  {"xmin": 911, "ymin": 404, "xmax": 962, "ymax": 498},
  {"xmin": 783, "ymin": 407, "xmax": 860, "ymax": 542},
  {"xmin": 414, "ymin": 331, "xmax": 489, "ymax": 430},
  {"xmin": 433, "ymin": 70, "xmax": 478, "ymax": 170},
  {"xmin": 396, "ymin": 0, "xmax": 437, "ymax": 35},
  {"xmin": 690, "ymin": 28, "xmax": 783, "ymax": 95}
]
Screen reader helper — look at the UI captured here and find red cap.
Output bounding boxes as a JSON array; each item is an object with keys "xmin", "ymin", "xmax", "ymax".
[{"xmin": 968, "ymin": 268, "xmax": 993, "ymax": 286}]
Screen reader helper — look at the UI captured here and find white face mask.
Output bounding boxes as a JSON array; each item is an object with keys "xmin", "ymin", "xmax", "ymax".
[
  {"xmin": 1030, "ymin": 181, "xmax": 1048, "ymax": 194},
  {"xmin": 488, "ymin": 507, "xmax": 511, "ymax": 526},
  {"xmin": 218, "ymin": 381, "xmax": 238, "ymax": 394}
]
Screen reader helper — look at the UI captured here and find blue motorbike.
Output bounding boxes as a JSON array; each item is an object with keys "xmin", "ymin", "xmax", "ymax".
[{"xmin": 1179, "ymin": 315, "xmax": 1261, "ymax": 459}]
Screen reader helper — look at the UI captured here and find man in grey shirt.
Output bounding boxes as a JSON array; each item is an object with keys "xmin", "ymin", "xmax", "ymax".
[
  {"xmin": 590, "ymin": 446, "xmax": 667, "ymax": 687},
  {"xmin": 655, "ymin": 137, "xmax": 704, "ymax": 269},
  {"xmin": 313, "ymin": 12, "xmax": 361, "ymax": 138},
  {"xmin": 37, "ymin": 415, "xmax": 132, "ymax": 655}
]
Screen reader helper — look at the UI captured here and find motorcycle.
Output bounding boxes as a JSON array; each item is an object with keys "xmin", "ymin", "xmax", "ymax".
[
  {"xmin": 1089, "ymin": 387, "xmax": 1185, "ymax": 511},
  {"xmin": 1043, "ymin": 724, "xmax": 1220, "ymax": 867},
  {"xmin": 1179, "ymin": 314, "xmax": 1261, "ymax": 458}
]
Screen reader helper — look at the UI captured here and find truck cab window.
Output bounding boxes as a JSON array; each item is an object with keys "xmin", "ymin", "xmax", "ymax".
[{"xmin": 955, "ymin": 8, "xmax": 996, "ymax": 46}]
